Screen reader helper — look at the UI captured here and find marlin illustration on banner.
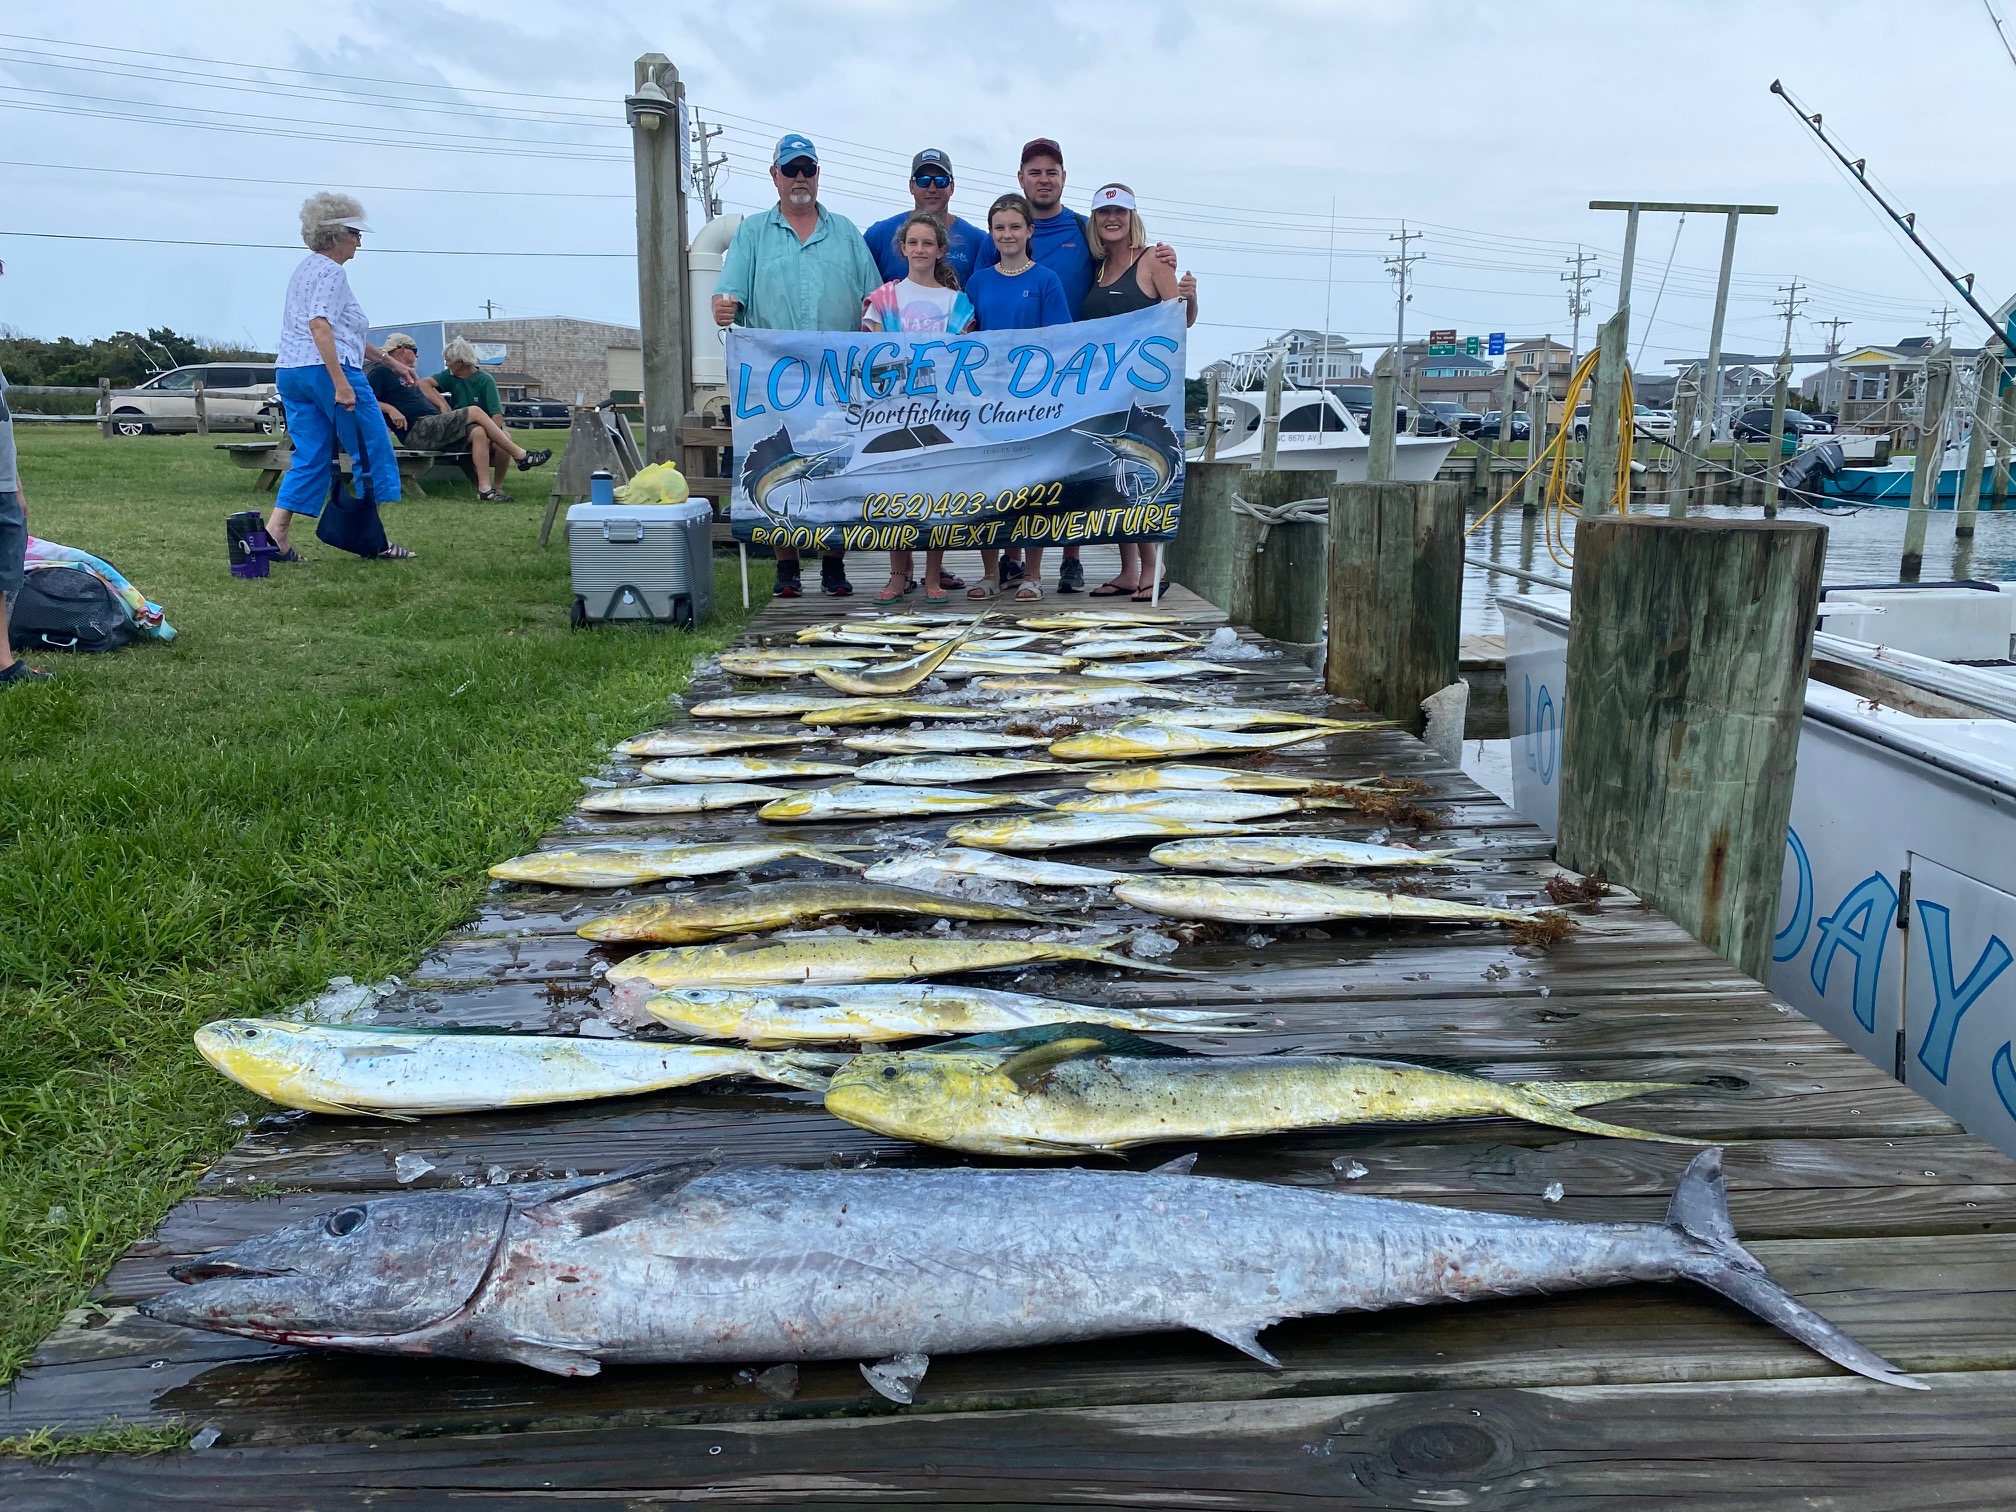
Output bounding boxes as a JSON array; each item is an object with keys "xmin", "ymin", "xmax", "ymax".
[
  {"xmin": 740, "ymin": 427, "xmax": 852, "ymax": 524},
  {"xmin": 1074, "ymin": 403, "xmax": 1183, "ymax": 502}
]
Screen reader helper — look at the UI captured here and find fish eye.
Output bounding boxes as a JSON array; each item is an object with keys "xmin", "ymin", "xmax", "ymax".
[
  {"xmin": 242, "ymin": 1027, "xmax": 259, "ymax": 1038},
  {"xmin": 880, "ymin": 1065, "xmax": 901, "ymax": 1080},
  {"xmin": 325, "ymin": 1206, "xmax": 367, "ymax": 1237}
]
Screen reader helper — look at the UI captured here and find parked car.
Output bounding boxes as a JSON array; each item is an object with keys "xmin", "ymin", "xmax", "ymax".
[
  {"xmin": 1572, "ymin": 403, "xmax": 1675, "ymax": 443},
  {"xmin": 503, "ymin": 397, "xmax": 571, "ymax": 429},
  {"xmin": 1328, "ymin": 383, "xmax": 1406, "ymax": 434},
  {"xmin": 1472, "ymin": 410, "xmax": 1530, "ymax": 441},
  {"xmin": 108, "ymin": 363, "xmax": 282, "ymax": 437},
  {"xmin": 1415, "ymin": 401, "xmax": 1477, "ymax": 438},
  {"xmin": 1731, "ymin": 407, "xmax": 1830, "ymax": 442}
]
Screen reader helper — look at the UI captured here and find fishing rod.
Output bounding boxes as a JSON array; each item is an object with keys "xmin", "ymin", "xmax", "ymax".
[{"xmin": 1770, "ymin": 78, "xmax": 2016, "ymax": 361}]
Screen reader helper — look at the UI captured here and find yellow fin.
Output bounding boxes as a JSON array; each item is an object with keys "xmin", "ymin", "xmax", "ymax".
[
  {"xmin": 1506, "ymin": 1079, "xmax": 1698, "ymax": 1144},
  {"xmin": 997, "ymin": 1037, "xmax": 1112, "ymax": 1089}
]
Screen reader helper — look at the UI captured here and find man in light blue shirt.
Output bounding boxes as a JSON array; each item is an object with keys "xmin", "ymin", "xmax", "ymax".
[{"xmin": 713, "ymin": 133, "xmax": 880, "ymax": 596}]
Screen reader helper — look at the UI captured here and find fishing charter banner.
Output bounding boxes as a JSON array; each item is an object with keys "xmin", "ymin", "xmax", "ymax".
[{"xmin": 726, "ymin": 302, "xmax": 1186, "ymax": 552}]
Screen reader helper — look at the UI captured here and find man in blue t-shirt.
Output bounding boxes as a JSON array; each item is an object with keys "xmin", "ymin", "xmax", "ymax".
[{"xmin": 861, "ymin": 149, "xmax": 988, "ymax": 286}]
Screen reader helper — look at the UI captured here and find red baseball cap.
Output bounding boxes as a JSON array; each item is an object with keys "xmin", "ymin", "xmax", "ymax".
[{"xmin": 1020, "ymin": 137, "xmax": 1064, "ymax": 166}]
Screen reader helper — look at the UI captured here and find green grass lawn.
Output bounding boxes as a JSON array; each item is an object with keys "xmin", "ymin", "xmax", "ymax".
[{"xmin": 0, "ymin": 425, "xmax": 762, "ymax": 1383}]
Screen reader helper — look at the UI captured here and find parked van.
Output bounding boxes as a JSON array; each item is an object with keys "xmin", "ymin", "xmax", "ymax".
[{"xmin": 108, "ymin": 364, "xmax": 282, "ymax": 436}]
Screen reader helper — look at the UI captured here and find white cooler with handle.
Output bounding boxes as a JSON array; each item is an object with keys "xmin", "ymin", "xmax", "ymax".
[{"xmin": 565, "ymin": 501, "xmax": 713, "ymax": 628}]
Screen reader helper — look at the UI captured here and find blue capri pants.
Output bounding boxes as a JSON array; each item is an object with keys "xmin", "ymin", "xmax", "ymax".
[{"xmin": 273, "ymin": 363, "xmax": 403, "ymax": 517}]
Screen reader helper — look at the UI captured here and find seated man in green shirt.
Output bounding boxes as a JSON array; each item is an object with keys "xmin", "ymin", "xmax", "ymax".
[{"xmin": 433, "ymin": 337, "xmax": 549, "ymax": 501}]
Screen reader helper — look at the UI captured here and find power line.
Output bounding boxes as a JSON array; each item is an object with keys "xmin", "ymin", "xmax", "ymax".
[
  {"xmin": 1561, "ymin": 246, "xmax": 1599, "ymax": 366},
  {"xmin": 0, "ymin": 230, "xmax": 631, "ymax": 258},
  {"xmin": 0, "ymin": 158, "xmax": 631, "ymax": 199}
]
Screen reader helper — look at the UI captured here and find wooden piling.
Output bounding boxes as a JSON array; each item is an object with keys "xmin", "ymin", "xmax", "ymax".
[
  {"xmin": 1669, "ymin": 369, "xmax": 1699, "ymax": 515},
  {"xmin": 1579, "ymin": 307, "xmax": 1629, "ymax": 514},
  {"xmin": 1201, "ymin": 372, "xmax": 1220, "ymax": 463},
  {"xmin": 1557, "ymin": 517, "xmax": 1825, "ymax": 981},
  {"xmin": 1163, "ymin": 461, "xmax": 1245, "ymax": 611},
  {"xmin": 1522, "ymin": 377, "xmax": 1547, "ymax": 513},
  {"xmin": 1225, "ymin": 468, "xmax": 1334, "ymax": 645},
  {"xmin": 96, "ymin": 377, "xmax": 111, "ymax": 439},
  {"xmin": 1366, "ymin": 361, "xmax": 1397, "ymax": 483},
  {"xmin": 1762, "ymin": 362, "xmax": 1790, "ymax": 518},
  {"xmin": 1323, "ymin": 480, "xmax": 1462, "ymax": 728},
  {"xmin": 1995, "ymin": 359, "xmax": 2015, "ymax": 510},
  {"xmin": 1955, "ymin": 353, "xmax": 1994, "ymax": 538},
  {"xmin": 193, "ymin": 377, "xmax": 208, "ymax": 438},
  {"xmin": 1900, "ymin": 340, "xmax": 1953, "ymax": 582},
  {"xmin": 1258, "ymin": 355, "xmax": 1284, "ymax": 471}
]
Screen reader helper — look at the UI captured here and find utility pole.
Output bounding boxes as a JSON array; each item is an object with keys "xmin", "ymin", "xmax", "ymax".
[
  {"xmin": 1561, "ymin": 246, "xmax": 1599, "ymax": 369},
  {"xmin": 688, "ymin": 110, "xmax": 726, "ymax": 221},
  {"xmin": 1764, "ymin": 280, "xmax": 1806, "ymax": 517},
  {"xmin": 1815, "ymin": 316, "xmax": 1851, "ymax": 414},
  {"xmin": 1933, "ymin": 304, "xmax": 1958, "ymax": 342},
  {"xmin": 481, "ymin": 299, "xmax": 501, "ymax": 320},
  {"xmin": 626, "ymin": 52, "xmax": 691, "ymax": 466},
  {"xmin": 1385, "ymin": 223, "xmax": 1424, "ymax": 425}
]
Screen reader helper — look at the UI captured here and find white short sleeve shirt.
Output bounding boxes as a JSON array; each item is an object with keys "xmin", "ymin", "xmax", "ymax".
[{"xmin": 277, "ymin": 253, "xmax": 370, "ymax": 369}]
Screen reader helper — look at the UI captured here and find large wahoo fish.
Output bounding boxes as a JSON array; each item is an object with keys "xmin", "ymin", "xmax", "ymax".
[{"xmin": 141, "ymin": 1152, "xmax": 1921, "ymax": 1390}]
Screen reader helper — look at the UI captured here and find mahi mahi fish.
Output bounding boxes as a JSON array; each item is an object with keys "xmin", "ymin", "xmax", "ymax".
[
  {"xmin": 488, "ymin": 841, "xmax": 864, "ymax": 888},
  {"xmin": 574, "ymin": 880, "xmax": 1055, "ymax": 943},
  {"xmin": 985, "ymin": 687, "xmax": 1204, "ymax": 713},
  {"xmin": 1114, "ymin": 875, "xmax": 1527, "ymax": 926},
  {"xmin": 756, "ymin": 783, "xmax": 1057, "ymax": 823},
  {"xmin": 687, "ymin": 692, "xmax": 862, "ymax": 719},
  {"xmin": 644, "ymin": 984, "xmax": 1245, "ymax": 1045},
  {"xmin": 717, "ymin": 653, "xmax": 894, "ymax": 679},
  {"xmin": 1018, "ymin": 609, "xmax": 1182, "ymax": 628},
  {"xmin": 946, "ymin": 813, "xmax": 1271, "ymax": 852},
  {"xmin": 800, "ymin": 700, "xmax": 988, "ymax": 726},
  {"xmin": 825, "ymin": 1024, "xmax": 1697, "ymax": 1153},
  {"xmin": 812, "ymin": 614, "xmax": 991, "ymax": 696},
  {"xmin": 139, "ymin": 1152, "xmax": 1922, "ymax": 1389},
  {"xmin": 1050, "ymin": 722, "xmax": 1335, "ymax": 761},
  {"xmin": 841, "ymin": 730, "xmax": 1053, "ymax": 755},
  {"xmin": 1147, "ymin": 836, "xmax": 1477, "ymax": 872},
  {"xmin": 1131, "ymin": 706, "xmax": 1375, "ymax": 732},
  {"xmin": 1057, "ymin": 791, "xmax": 1346, "ymax": 822},
  {"xmin": 637, "ymin": 755, "xmax": 856, "ymax": 783},
  {"xmin": 972, "ymin": 675, "xmax": 1198, "ymax": 699},
  {"xmin": 616, "ymin": 730, "xmax": 827, "ymax": 758},
  {"xmin": 864, "ymin": 847, "xmax": 1128, "ymax": 889},
  {"xmin": 1066, "ymin": 638, "xmax": 1208, "ymax": 660},
  {"xmin": 850, "ymin": 754, "xmax": 1108, "ymax": 786},
  {"xmin": 579, "ymin": 783, "xmax": 796, "ymax": 816},
  {"xmin": 1086, "ymin": 765, "xmax": 1370, "ymax": 794},
  {"xmin": 193, "ymin": 1019, "xmax": 839, "ymax": 1120},
  {"xmin": 602, "ymin": 933, "xmax": 1181, "ymax": 990},
  {"xmin": 1079, "ymin": 660, "xmax": 1270, "ymax": 682}
]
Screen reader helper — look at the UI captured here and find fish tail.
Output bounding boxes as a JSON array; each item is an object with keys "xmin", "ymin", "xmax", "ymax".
[
  {"xmin": 1076, "ymin": 935, "xmax": 1190, "ymax": 975},
  {"xmin": 1503, "ymin": 1080, "xmax": 1699, "ymax": 1144},
  {"xmin": 1666, "ymin": 1149, "xmax": 1926, "ymax": 1389},
  {"xmin": 798, "ymin": 846, "xmax": 870, "ymax": 870},
  {"xmin": 751, "ymin": 1051, "xmax": 849, "ymax": 1092}
]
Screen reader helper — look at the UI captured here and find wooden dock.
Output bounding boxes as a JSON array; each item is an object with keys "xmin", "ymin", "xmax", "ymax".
[{"xmin": 7, "ymin": 551, "xmax": 2015, "ymax": 1507}]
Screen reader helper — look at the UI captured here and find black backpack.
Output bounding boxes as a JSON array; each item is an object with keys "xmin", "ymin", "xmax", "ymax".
[{"xmin": 7, "ymin": 565, "xmax": 138, "ymax": 653}]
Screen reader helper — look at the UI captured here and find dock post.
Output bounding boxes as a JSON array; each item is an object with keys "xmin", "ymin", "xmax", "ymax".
[
  {"xmin": 1995, "ymin": 359, "xmax": 2015, "ymax": 510},
  {"xmin": 1258, "ymin": 354, "xmax": 1284, "ymax": 471},
  {"xmin": 193, "ymin": 377, "xmax": 208, "ymax": 438},
  {"xmin": 97, "ymin": 377, "xmax": 111, "ymax": 439},
  {"xmin": 1323, "ymin": 480, "xmax": 1462, "ymax": 730},
  {"xmin": 1900, "ymin": 340, "xmax": 1953, "ymax": 582},
  {"xmin": 1522, "ymin": 376, "xmax": 1548, "ymax": 513},
  {"xmin": 1955, "ymin": 352, "xmax": 1994, "ymax": 538},
  {"xmin": 1164, "ymin": 461, "xmax": 1244, "ymax": 611},
  {"xmin": 629, "ymin": 52, "xmax": 691, "ymax": 466},
  {"xmin": 1763, "ymin": 361, "xmax": 1791, "ymax": 517},
  {"xmin": 1366, "ymin": 352, "xmax": 1398, "ymax": 483},
  {"xmin": 1580, "ymin": 307, "xmax": 1630, "ymax": 515},
  {"xmin": 1669, "ymin": 367, "xmax": 1700, "ymax": 515},
  {"xmin": 1557, "ymin": 517, "xmax": 1824, "ymax": 981},
  {"xmin": 1201, "ymin": 371, "xmax": 1220, "ymax": 462},
  {"xmin": 1227, "ymin": 468, "xmax": 1334, "ymax": 646}
]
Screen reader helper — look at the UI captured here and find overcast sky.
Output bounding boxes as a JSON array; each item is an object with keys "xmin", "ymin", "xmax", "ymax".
[{"xmin": 3, "ymin": 0, "xmax": 2011, "ymax": 379}]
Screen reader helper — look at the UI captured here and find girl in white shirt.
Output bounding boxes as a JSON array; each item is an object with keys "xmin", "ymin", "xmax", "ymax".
[{"xmin": 861, "ymin": 214, "xmax": 974, "ymax": 605}]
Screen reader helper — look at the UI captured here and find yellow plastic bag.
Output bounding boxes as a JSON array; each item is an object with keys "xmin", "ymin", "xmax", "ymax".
[{"xmin": 613, "ymin": 462, "xmax": 690, "ymax": 505}]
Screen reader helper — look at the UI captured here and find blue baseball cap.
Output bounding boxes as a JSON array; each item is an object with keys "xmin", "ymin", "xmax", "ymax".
[{"xmin": 772, "ymin": 133, "xmax": 819, "ymax": 168}]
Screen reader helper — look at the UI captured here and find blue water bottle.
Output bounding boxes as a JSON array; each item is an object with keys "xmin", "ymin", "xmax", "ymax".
[{"xmin": 589, "ymin": 469, "xmax": 615, "ymax": 506}]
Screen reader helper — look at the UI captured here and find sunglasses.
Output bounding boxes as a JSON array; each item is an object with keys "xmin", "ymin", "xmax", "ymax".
[
  {"xmin": 777, "ymin": 159, "xmax": 819, "ymax": 179},
  {"xmin": 912, "ymin": 173, "xmax": 950, "ymax": 189}
]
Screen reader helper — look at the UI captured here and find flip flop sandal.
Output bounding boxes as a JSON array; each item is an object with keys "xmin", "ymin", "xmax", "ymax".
[
  {"xmin": 1131, "ymin": 579, "xmax": 1168, "ymax": 602},
  {"xmin": 872, "ymin": 583, "xmax": 915, "ymax": 605},
  {"xmin": 1089, "ymin": 581, "xmax": 1135, "ymax": 597},
  {"xmin": 923, "ymin": 587, "xmax": 952, "ymax": 605},
  {"xmin": 379, "ymin": 543, "xmax": 418, "ymax": 561},
  {"xmin": 1013, "ymin": 581, "xmax": 1044, "ymax": 601},
  {"xmin": 966, "ymin": 579, "xmax": 999, "ymax": 600},
  {"xmin": 270, "ymin": 547, "xmax": 303, "ymax": 563},
  {"xmin": 938, "ymin": 570, "xmax": 966, "ymax": 590}
]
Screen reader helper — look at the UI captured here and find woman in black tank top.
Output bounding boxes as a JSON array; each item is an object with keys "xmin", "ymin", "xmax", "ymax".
[{"xmin": 1081, "ymin": 183, "xmax": 1200, "ymax": 598}]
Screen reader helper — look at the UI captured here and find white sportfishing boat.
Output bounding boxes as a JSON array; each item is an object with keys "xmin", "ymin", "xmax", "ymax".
[
  {"xmin": 1496, "ymin": 582, "xmax": 2016, "ymax": 1159},
  {"xmin": 1206, "ymin": 386, "xmax": 1456, "ymax": 482}
]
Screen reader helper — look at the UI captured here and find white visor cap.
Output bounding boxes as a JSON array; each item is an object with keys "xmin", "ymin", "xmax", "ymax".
[{"xmin": 1090, "ymin": 184, "xmax": 1136, "ymax": 212}]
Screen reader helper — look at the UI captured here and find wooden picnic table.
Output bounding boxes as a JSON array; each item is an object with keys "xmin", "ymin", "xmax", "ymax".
[
  {"xmin": 216, "ymin": 439, "xmax": 481, "ymax": 498},
  {"xmin": 5, "ymin": 563, "xmax": 2013, "ymax": 1508}
]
